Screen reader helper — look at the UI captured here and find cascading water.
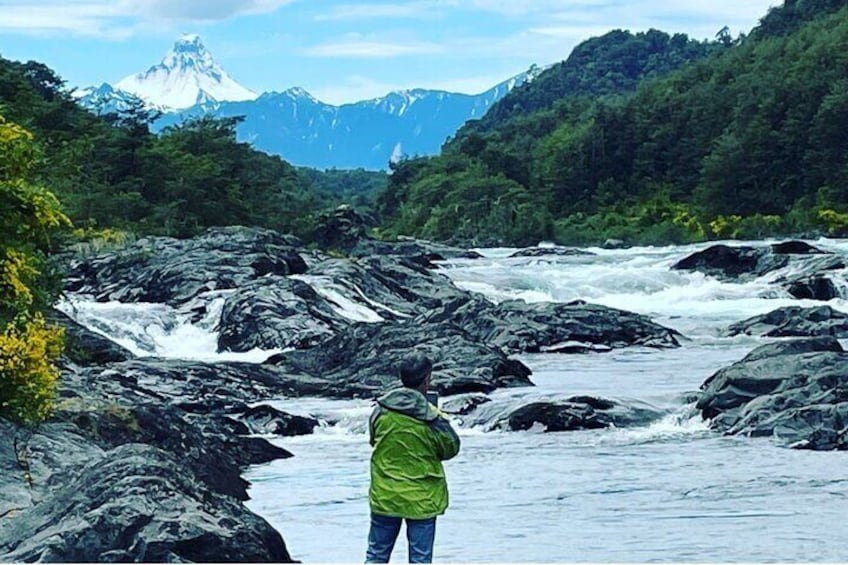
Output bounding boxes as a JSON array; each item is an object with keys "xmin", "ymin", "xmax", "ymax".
[{"xmin": 61, "ymin": 240, "xmax": 848, "ymax": 562}]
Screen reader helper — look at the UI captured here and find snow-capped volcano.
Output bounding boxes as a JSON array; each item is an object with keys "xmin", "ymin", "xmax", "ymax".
[{"xmin": 116, "ymin": 34, "xmax": 256, "ymax": 110}]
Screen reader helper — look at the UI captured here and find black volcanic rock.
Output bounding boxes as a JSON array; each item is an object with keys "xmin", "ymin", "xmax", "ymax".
[
  {"xmin": 0, "ymin": 444, "xmax": 293, "ymax": 563},
  {"xmin": 786, "ymin": 275, "xmax": 841, "ymax": 300},
  {"xmin": 508, "ymin": 247, "xmax": 595, "ymax": 258},
  {"xmin": 351, "ymin": 239, "xmax": 482, "ymax": 262},
  {"xmin": 419, "ymin": 296, "xmax": 682, "ymax": 354},
  {"xmin": 217, "ymin": 276, "xmax": 352, "ymax": 352},
  {"xmin": 503, "ymin": 396, "xmax": 663, "ymax": 432},
  {"xmin": 268, "ymin": 319, "xmax": 534, "ymax": 397},
  {"xmin": 726, "ymin": 306, "xmax": 848, "ymax": 337},
  {"xmin": 239, "ymin": 405, "xmax": 319, "ymax": 437},
  {"xmin": 672, "ymin": 244, "xmax": 785, "ymax": 279},
  {"xmin": 310, "ymin": 205, "xmax": 370, "ymax": 253},
  {"xmin": 65, "ymin": 226, "xmax": 306, "ymax": 306},
  {"xmin": 697, "ymin": 337, "xmax": 848, "ymax": 450},
  {"xmin": 672, "ymin": 241, "xmax": 840, "ymax": 281},
  {"xmin": 672, "ymin": 242, "xmax": 845, "ymax": 299}
]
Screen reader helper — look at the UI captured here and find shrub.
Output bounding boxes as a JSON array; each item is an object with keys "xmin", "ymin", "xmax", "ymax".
[{"xmin": 0, "ymin": 315, "xmax": 64, "ymax": 424}]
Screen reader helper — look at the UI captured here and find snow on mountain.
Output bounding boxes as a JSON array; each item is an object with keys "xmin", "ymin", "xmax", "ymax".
[
  {"xmin": 76, "ymin": 34, "xmax": 538, "ymax": 169},
  {"xmin": 115, "ymin": 34, "xmax": 256, "ymax": 110}
]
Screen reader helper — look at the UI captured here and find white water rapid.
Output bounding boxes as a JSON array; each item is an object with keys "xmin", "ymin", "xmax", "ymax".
[{"xmin": 62, "ymin": 240, "xmax": 848, "ymax": 562}]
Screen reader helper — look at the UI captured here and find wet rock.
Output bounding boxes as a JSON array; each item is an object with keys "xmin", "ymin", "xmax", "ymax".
[
  {"xmin": 351, "ymin": 239, "xmax": 482, "ymax": 262},
  {"xmin": 52, "ymin": 401, "xmax": 290, "ymax": 501},
  {"xmin": 46, "ymin": 309, "xmax": 134, "ymax": 365},
  {"xmin": 303, "ymin": 255, "xmax": 476, "ymax": 319},
  {"xmin": 217, "ymin": 276, "xmax": 352, "ymax": 352},
  {"xmin": 508, "ymin": 247, "xmax": 595, "ymax": 258},
  {"xmin": 0, "ymin": 444, "xmax": 293, "ymax": 563},
  {"xmin": 697, "ymin": 337, "xmax": 848, "ymax": 450},
  {"xmin": 786, "ymin": 275, "xmax": 841, "ymax": 301},
  {"xmin": 238, "ymin": 405, "xmax": 319, "ymax": 437},
  {"xmin": 66, "ymin": 226, "xmax": 307, "ymax": 306},
  {"xmin": 503, "ymin": 396, "xmax": 663, "ymax": 432},
  {"xmin": 310, "ymin": 205, "xmax": 371, "ymax": 253},
  {"xmin": 726, "ymin": 306, "xmax": 848, "ymax": 338},
  {"xmin": 671, "ymin": 242, "xmax": 840, "ymax": 281},
  {"xmin": 672, "ymin": 244, "xmax": 784, "ymax": 279},
  {"xmin": 269, "ymin": 319, "xmax": 534, "ymax": 397},
  {"xmin": 439, "ymin": 393, "xmax": 492, "ymax": 416},
  {"xmin": 420, "ymin": 296, "xmax": 682, "ymax": 354},
  {"xmin": 64, "ymin": 359, "xmax": 336, "ymax": 409},
  {"xmin": 770, "ymin": 241, "xmax": 827, "ymax": 255}
]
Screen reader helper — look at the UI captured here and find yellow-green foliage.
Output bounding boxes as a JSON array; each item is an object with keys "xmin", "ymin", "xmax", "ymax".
[
  {"xmin": 818, "ymin": 208, "xmax": 848, "ymax": 235},
  {"xmin": 709, "ymin": 215, "xmax": 743, "ymax": 239},
  {"xmin": 0, "ymin": 314, "xmax": 64, "ymax": 424},
  {"xmin": 0, "ymin": 115, "xmax": 69, "ymax": 424},
  {"xmin": 70, "ymin": 226, "xmax": 134, "ymax": 257}
]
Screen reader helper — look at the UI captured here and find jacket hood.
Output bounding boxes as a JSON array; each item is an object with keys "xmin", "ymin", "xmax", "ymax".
[{"xmin": 377, "ymin": 387, "xmax": 438, "ymax": 422}]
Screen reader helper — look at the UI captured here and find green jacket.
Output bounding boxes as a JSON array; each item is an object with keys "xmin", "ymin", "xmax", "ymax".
[{"xmin": 368, "ymin": 387, "xmax": 461, "ymax": 519}]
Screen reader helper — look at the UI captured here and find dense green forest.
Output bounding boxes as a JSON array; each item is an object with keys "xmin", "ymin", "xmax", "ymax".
[
  {"xmin": 379, "ymin": 0, "xmax": 848, "ymax": 246},
  {"xmin": 0, "ymin": 57, "xmax": 383, "ymax": 240}
]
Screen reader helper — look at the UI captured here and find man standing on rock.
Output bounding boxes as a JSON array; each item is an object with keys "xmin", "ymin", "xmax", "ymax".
[{"xmin": 365, "ymin": 353, "xmax": 461, "ymax": 563}]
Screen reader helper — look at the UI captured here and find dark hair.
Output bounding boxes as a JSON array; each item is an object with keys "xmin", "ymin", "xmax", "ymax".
[{"xmin": 399, "ymin": 353, "xmax": 432, "ymax": 388}]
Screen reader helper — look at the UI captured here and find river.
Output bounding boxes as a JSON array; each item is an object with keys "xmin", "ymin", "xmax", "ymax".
[{"xmin": 60, "ymin": 240, "xmax": 848, "ymax": 562}]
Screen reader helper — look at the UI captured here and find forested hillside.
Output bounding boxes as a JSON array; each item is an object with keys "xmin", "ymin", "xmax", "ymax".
[
  {"xmin": 379, "ymin": 0, "xmax": 848, "ymax": 246},
  {"xmin": 0, "ymin": 57, "xmax": 383, "ymax": 239}
]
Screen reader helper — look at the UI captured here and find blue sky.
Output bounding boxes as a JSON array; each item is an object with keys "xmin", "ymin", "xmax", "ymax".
[{"xmin": 0, "ymin": 0, "xmax": 779, "ymax": 104}]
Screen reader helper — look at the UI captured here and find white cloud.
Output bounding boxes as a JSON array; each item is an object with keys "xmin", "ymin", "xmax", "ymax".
[
  {"xmin": 137, "ymin": 0, "xmax": 295, "ymax": 21},
  {"xmin": 303, "ymin": 39, "xmax": 444, "ymax": 58},
  {"xmin": 0, "ymin": 0, "xmax": 295, "ymax": 37}
]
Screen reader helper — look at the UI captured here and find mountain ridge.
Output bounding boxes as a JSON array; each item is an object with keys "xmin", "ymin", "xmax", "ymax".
[{"xmin": 77, "ymin": 35, "xmax": 541, "ymax": 169}]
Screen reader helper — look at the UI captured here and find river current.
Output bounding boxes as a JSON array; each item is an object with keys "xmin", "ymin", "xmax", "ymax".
[{"xmin": 60, "ymin": 240, "xmax": 848, "ymax": 562}]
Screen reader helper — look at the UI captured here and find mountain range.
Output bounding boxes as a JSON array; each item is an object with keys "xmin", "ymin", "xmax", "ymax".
[{"xmin": 75, "ymin": 34, "xmax": 539, "ymax": 170}]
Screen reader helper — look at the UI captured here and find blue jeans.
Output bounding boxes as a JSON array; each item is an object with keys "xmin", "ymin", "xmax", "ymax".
[{"xmin": 365, "ymin": 513, "xmax": 437, "ymax": 563}]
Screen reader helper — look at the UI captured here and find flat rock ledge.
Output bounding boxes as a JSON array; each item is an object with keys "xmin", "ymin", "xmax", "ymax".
[
  {"xmin": 697, "ymin": 337, "xmax": 848, "ymax": 450},
  {"xmin": 725, "ymin": 305, "xmax": 848, "ymax": 338}
]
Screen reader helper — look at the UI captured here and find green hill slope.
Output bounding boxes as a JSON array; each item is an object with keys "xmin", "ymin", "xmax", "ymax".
[{"xmin": 379, "ymin": 1, "xmax": 848, "ymax": 246}]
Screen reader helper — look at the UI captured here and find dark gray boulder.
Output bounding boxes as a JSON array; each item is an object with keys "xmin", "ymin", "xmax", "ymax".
[
  {"xmin": 64, "ymin": 359, "xmax": 337, "ymax": 410},
  {"xmin": 786, "ymin": 275, "xmax": 841, "ymax": 300},
  {"xmin": 268, "ymin": 319, "xmax": 534, "ymax": 397},
  {"xmin": 0, "ymin": 444, "xmax": 293, "ymax": 563},
  {"xmin": 672, "ymin": 244, "xmax": 776, "ymax": 279},
  {"xmin": 440, "ymin": 393, "xmax": 492, "ymax": 416},
  {"xmin": 672, "ymin": 241, "xmax": 842, "ymax": 282},
  {"xmin": 508, "ymin": 247, "xmax": 595, "ymax": 258},
  {"xmin": 697, "ymin": 337, "xmax": 848, "ymax": 450},
  {"xmin": 351, "ymin": 239, "xmax": 482, "ymax": 262},
  {"xmin": 217, "ymin": 276, "xmax": 352, "ymax": 352},
  {"xmin": 503, "ymin": 396, "xmax": 663, "ymax": 432},
  {"xmin": 238, "ymin": 405, "xmax": 319, "ymax": 437},
  {"xmin": 66, "ymin": 226, "xmax": 307, "ymax": 306},
  {"xmin": 726, "ymin": 305, "xmax": 848, "ymax": 337},
  {"xmin": 310, "ymin": 205, "xmax": 370, "ymax": 253},
  {"xmin": 215, "ymin": 254, "xmax": 479, "ymax": 352},
  {"xmin": 420, "ymin": 296, "xmax": 682, "ymax": 354},
  {"xmin": 316, "ymin": 255, "xmax": 475, "ymax": 316}
]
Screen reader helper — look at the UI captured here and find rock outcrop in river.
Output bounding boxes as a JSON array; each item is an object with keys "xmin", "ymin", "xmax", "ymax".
[
  {"xmin": 726, "ymin": 305, "xmax": 848, "ymax": 337},
  {"xmin": 697, "ymin": 337, "xmax": 848, "ymax": 450},
  {"xmin": 1, "ymin": 223, "xmax": 699, "ymax": 562},
  {"xmin": 672, "ymin": 241, "xmax": 846, "ymax": 300}
]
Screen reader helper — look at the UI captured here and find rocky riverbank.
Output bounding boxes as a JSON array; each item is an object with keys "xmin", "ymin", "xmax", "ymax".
[{"xmin": 2, "ymin": 214, "xmax": 690, "ymax": 562}]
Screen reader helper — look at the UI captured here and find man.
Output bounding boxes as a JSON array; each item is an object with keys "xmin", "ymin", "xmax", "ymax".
[{"xmin": 365, "ymin": 353, "xmax": 461, "ymax": 563}]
